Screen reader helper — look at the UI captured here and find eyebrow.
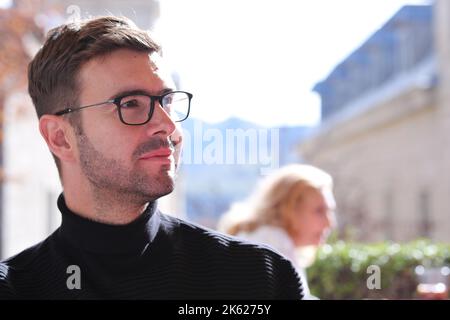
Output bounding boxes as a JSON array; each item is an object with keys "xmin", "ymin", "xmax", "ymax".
[{"xmin": 108, "ymin": 88, "xmax": 175, "ymax": 100}]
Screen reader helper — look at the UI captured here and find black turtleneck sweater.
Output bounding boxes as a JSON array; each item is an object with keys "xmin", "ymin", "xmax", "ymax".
[{"xmin": 0, "ymin": 194, "xmax": 303, "ymax": 299}]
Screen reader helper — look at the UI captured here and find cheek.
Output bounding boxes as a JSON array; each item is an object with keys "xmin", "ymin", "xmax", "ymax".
[
  {"xmin": 86, "ymin": 129, "xmax": 135, "ymax": 161},
  {"xmin": 289, "ymin": 211, "xmax": 308, "ymax": 234},
  {"xmin": 297, "ymin": 210, "xmax": 321, "ymax": 233},
  {"xmin": 109, "ymin": 140, "xmax": 134, "ymax": 160}
]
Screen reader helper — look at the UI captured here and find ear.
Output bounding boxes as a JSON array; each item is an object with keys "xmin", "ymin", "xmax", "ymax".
[{"xmin": 39, "ymin": 115, "xmax": 77, "ymax": 163}]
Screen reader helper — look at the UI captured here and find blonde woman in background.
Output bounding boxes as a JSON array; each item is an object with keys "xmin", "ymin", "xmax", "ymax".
[{"xmin": 217, "ymin": 164, "xmax": 336, "ymax": 299}]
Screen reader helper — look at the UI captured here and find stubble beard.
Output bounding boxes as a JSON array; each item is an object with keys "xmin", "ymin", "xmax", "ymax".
[{"xmin": 76, "ymin": 132, "xmax": 176, "ymax": 207}]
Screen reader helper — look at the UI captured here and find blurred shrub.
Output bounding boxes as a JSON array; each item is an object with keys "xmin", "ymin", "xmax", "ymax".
[{"xmin": 308, "ymin": 240, "xmax": 450, "ymax": 299}]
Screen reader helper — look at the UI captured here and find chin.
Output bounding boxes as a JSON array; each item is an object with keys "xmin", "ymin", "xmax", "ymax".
[
  {"xmin": 161, "ymin": 174, "xmax": 176, "ymax": 192},
  {"xmin": 144, "ymin": 184, "xmax": 174, "ymax": 203},
  {"xmin": 139, "ymin": 172, "xmax": 175, "ymax": 200},
  {"xmin": 304, "ymin": 236, "xmax": 323, "ymax": 247},
  {"xmin": 162, "ymin": 162, "xmax": 178, "ymax": 176},
  {"xmin": 163, "ymin": 182, "xmax": 175, "ymax": 195}
]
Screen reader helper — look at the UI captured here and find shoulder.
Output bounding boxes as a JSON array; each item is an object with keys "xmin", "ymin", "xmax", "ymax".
[
  {"xmin": 158, "ymin": 213, "xmax": 304, "ymax": 299},
  {"xmin": 1, "ymin": 234, "xmax": 54, "ymax": 271},
  {"xmin": 159, "ymin": 212, "xmax": 281, "ymax": 254},
  {"xmin": 236, "ymin": 225, "xmax": 297, "ymax": 260},
  {"xmin": 237, "ymin": 225, "xmax": 293, "ymax": 245},
  {"xmin": 159, "ymin": 214, "xmax": 291, "ymax": 260},
  {"xmin": 0, "ymin": 262, "xmax": 17, "ymax": 298},
  {"xmin": 0, "ymin": 232, "xmax": 57, "ymax": 299}
]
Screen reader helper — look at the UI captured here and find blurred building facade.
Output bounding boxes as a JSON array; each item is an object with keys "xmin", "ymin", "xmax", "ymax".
[
  {"xmin": 300, "ymin": 2, "xmax": 450, "ymax": 242},
  {"xmin": 0, "ymin": 0, "xmax": 186, "ymax": 260},
  {"xmin": 0, "ymin": 1, "xmax": 56, "ymax": 260}
]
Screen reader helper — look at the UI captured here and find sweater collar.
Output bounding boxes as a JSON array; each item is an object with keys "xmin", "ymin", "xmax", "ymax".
[{"xmin": 57, "ymin": 193, "xmax": 160, "ymax": 254}]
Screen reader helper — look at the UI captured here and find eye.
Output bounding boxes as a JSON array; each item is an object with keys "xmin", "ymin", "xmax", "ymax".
[
  {"xmin": 120, "ymin": 98, "xmax": 140, "ymax": 109},
  {"xmin": 119, "ymin": 95, "xmax": 150, "ymax": 109},
  {"xmin": 160, "ymin": 94, "xmax": 173, "ymax": 111},
  {"xmin": 162, "ymin": 95, "xmax": 173, "ymax": 106}
]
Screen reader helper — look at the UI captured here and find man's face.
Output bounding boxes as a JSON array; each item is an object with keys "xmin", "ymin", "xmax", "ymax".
[{"xmin": 74, "ymin": 49, "xmax": 182, "ymax": 203}]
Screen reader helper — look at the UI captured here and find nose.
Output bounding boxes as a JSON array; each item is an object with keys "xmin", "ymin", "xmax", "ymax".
[{"xmin": 145, "ymin": 101, "xmax": 176, "ymax": 137}]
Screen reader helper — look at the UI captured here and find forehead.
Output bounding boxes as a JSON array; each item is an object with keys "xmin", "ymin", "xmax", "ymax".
[
  {"xmin": 300, "ymin": 187, "xmax": 335, "ymax": 208},
  {"xmin": 77, "ymin": 49, "xmax": 175, "ymax": 101}
]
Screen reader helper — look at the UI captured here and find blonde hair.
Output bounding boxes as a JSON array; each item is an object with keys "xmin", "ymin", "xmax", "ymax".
[{"xmin": 217, "ymin": 164, "xmax": 333, "ymax": 237}]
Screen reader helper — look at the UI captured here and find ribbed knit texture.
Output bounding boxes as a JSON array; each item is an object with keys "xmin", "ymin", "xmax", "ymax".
[{"xmin": 0, "ymin": 194, "xmax": 303, "ymax": 299}]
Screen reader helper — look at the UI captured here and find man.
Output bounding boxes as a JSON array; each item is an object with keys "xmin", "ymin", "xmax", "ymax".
[{"xmin": 0, "ymin": 16, "xmax": 303, "ymax": 299}]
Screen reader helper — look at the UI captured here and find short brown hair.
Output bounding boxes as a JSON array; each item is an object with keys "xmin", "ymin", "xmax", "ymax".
[
  {"xmin": 28, "ymin": 16, "xmax": 161, "ymax": 172},
  {"xmin": 28, "ymin": 16, "xmax": 161, "ymax": 118}
]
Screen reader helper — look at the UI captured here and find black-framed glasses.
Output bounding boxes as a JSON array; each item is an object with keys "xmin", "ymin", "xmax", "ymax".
[{"xmin": 54, "ymin": 90, "xmax": 192, "ymax": 125}]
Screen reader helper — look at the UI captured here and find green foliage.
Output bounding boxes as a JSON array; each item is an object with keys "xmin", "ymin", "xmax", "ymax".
[{"xmin": 307, "ymin": 240, "xmax": 450, "ymax": 299}]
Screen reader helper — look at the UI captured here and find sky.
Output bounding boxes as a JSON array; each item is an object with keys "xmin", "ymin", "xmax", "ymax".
[
  {"xmin": 0, "ymin": 0, "xmax": 10, "ymax": 8},
  {"xmin": 0, "ymin": 0, "xmax": 431, "ymax": 127},
  {"xmin": 155, "ymin": 0, "xmax": 431, "ymax": 127}
]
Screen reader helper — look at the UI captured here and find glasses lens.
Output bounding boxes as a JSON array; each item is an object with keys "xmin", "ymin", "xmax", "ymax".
[
  {"xmin": 162, "ymin": 92, "xmax": 190, "ymax": 122},
  {"xmin": 119, "ymin": 95, "xmax": 152, "ymax": 124}
]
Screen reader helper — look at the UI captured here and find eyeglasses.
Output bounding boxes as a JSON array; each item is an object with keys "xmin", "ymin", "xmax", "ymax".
[{"xmin": 54, "ymin": 90, "xmax": 192, "ymax": 125}]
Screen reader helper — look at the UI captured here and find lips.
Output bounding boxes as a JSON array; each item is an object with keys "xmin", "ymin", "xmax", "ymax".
[{"xmin": 139, "ymin": 148, "xmax": 173, "ymax": 160}]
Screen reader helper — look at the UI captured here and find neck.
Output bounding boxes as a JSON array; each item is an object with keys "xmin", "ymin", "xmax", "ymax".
[
  {"xmin": 63, "ymin": 174, "xmax": 149, "ymax": 225},
  {"xmin": 58, "ymin": 194, "xmax": 160, "ymax": 254}
]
